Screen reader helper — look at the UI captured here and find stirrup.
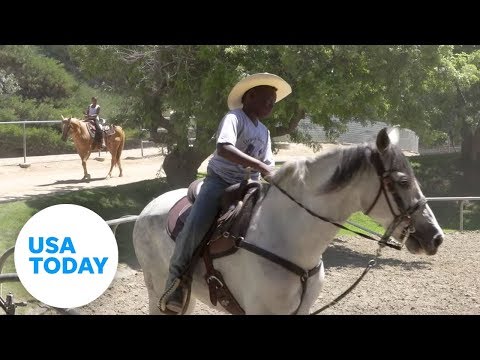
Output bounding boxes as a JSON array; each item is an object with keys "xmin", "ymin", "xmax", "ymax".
[{"xmin": 158, "ymin": 278, "xmax": 186, "ymax": 315}]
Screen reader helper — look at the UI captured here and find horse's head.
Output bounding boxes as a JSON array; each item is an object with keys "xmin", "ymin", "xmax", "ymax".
[
  {"xmin": 61, "ymin": 116, "xmax": 71, "ymax": 142},
  {"xmin": 366, "ymin": 128, "xmax": 444, "ymax": 255}
]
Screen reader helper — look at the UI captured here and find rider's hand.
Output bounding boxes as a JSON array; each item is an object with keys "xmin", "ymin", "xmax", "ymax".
[{"xmin": 258, "ymin": 163, "xmax": 275, "ymax": 183}]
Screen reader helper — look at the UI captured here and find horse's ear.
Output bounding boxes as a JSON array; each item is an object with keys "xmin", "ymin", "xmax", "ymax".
[
  {"xmin": 387, "ymin": 126, "xmax": 400, "ymax": 146},
  {"xmin": 376, "ymin": 128, "xmax": 390, "ymax": 152}
]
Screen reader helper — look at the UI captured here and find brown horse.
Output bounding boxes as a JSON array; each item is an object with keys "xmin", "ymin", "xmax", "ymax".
[{"xmin": 61, "ymin": 116, "xmax": 125, "ymax": 180}]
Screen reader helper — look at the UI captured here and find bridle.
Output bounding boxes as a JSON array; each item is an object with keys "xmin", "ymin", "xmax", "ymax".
[
  {"xmin": 270, "ymin": 148, "xmax": 427, "ymax": 251},
  {"xmin": 61, "ymin": 119, "xmax": 71, "ymax": 142},
  {"xmin": 365, "ymin": 149, "xmax": 428, "ymax": 249}
]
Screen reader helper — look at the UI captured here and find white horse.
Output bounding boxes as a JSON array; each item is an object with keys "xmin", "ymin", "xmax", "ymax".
[{"xmin": 133, "ymin": 128, "xmax": 444, "ymax": 315}]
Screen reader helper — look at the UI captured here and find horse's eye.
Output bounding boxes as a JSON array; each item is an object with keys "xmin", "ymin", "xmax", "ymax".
[{"xmin": 399, "ymin": 176, "xmax": 410, "ymax": 188}]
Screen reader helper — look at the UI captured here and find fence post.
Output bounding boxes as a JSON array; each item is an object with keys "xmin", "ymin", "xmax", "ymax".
[
  {"xmin": 19, "ymin": 122, "xmax": 30, "ymax": 168},
  {"xmin": 459, "ymin": 200, "xmax": 465, "ymax": 231},
  {"xmin": 23, "ymin": 123, "xmax": 26, "ymax": 163}
]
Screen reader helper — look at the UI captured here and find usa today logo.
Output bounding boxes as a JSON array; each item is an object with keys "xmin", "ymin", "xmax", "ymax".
[{"xmin": 14, "ymin": 204, "xmax": 118, "ymax": 309}]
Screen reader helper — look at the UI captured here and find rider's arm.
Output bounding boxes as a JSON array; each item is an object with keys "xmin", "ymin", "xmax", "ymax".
[
  {"xmin": 215, "ymin": 112, "xmax": 274, "ymax": 178},
  {"xmin": 217, "ymin": 143, "xmax": 272, "ymax": 177}
]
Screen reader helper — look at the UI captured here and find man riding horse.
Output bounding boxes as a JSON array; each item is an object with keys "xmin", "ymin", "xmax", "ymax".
[{"xmin": 85, "ymin": 96, "xmax": 106, "ymax": 149}]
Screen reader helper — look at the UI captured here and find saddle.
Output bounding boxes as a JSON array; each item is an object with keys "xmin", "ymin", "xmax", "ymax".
[
  {"xmin": 85, "ymin": 119, "xmax": 116, "ymax": 148},
  {"xmin": 166, "ymin": 178, "xmax": 269, "ymax": 314}
]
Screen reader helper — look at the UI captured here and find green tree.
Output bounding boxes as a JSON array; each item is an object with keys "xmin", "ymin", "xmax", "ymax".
[
  {"xmin": 70, "ymin": 45, "xmax": 480, "ymax": 186},
  {"xmin": 0, "ymin": 45, "xmax": 77, "ymax": 101}
]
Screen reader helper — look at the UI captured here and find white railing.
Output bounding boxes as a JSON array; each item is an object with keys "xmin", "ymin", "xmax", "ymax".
[
  {"xmin": 426, "ymin": 197, "xmax": 480, "ymax": 231},
  {"xmin": 106, "ymin": 215, "xmax": 139, "ymax": 235},
  {"xmin": 104, "ymin": 197, "xmax": 480, "ymax": 234},
  {"xmin": 0, "ymin": 120, "xmax": 62, "ymax": 166},
  {"xmin": 0, "ymin": 120, "xmax": 154, "ymax": 166}
]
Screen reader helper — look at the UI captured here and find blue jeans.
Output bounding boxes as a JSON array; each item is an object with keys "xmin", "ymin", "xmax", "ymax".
[{"xmin": 165, "ymin": 169, "xmax": 231, "ymax": 289}]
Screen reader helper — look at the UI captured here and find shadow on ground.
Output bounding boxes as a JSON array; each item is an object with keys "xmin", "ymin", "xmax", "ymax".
[
  {"xmin": 38, "ymin": 177, "xmax": 106, "ymax": 186},
  {"xmin": 323, "ymin": 238, "xmax": 432, "ymax": 271}
]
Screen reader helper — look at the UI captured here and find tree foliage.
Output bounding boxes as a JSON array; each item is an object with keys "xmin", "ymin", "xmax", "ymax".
[
  {"xmin": 69, "ymin": 45, "xmax": 480, "ymax": 185},
  {"xmin": 0, "ymin": 45, "xmax": 77, "ymax": 101}
]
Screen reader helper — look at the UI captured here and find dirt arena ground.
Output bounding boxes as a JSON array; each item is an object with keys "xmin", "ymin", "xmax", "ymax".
[{"xmin": 2, "ymin": 144, "xmax": 479, "ymax": 315}]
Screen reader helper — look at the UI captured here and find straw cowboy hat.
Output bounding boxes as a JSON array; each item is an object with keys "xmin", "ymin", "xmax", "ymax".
[{"xmin": 227, "ymin": 72, "xmax": 292, "ymax": 110}]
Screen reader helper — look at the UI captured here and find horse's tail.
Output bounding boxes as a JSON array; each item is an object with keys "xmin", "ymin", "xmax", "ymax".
[{"xmin": 115, "ymin": 126, "xmax": 125, "ymax": 167}]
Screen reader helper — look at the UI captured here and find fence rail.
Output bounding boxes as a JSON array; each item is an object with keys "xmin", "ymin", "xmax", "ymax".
[
  {"xmin": 0, "ymin": 120, "xmax": 63, "ymax": 166},
  {"xmin": 426, "ymin": 197, "xmax": 480, "ymax": 231},
  {"xmin": 106, "ymin": 215, "xmax": 139, "ymax": 235},
  {"xmin": 0, "ymin": 120, "xmax": 153, "ymax": 165},
  {"xmin": 104, "ymin": 197, "xmax": 480, "ymax": 233}
]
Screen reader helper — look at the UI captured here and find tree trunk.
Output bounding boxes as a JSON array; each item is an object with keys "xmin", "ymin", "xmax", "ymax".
[
  {"xmin": 473, "ymin": 126, "xmax": 480, "ymax": 162},
  {"xmin": 460, "ymin": 123, "xmax": 480, "ymax": 162},
  {"xmin": 162, "ymin": 147, "xmax": 211, "ymax": 188},
  {"xmin": 460, "ymin": 121, "xmax": 473, "ymax": 162},
  {"xmin": 460, "ymin": 122, "xmax": 480, "ymax": 183}
]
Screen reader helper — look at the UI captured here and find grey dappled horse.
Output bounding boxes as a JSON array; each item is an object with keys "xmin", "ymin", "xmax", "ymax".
[{"xmin": 133, "ymin": 128, "xmax": 444, "ymax": 315}]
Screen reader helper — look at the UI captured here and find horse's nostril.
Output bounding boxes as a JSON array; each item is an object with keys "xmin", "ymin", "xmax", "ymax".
[{"xmin": 434, "ymin": 234, "xmax": 443, "ymax": 247}]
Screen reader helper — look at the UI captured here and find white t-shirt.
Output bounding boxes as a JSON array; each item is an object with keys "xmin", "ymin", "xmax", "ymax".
[
  {"xmin": 208, "ymin": 108, "xmax": 274, "ymax": 185},
  {"xmin": 88, "ymin": 104, "xmax": 100, "ymax": 118}
]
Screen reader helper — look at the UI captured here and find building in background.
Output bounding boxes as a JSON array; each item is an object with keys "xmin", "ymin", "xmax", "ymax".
[{"xmin": 273, "ymin": 118, "xmax": 419, "ymax": 154}]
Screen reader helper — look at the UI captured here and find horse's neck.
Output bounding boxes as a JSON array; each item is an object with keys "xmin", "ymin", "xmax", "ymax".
[
  {"xmin": 70, "ymin": 120, "xmax": 90, "ymax": 142},
  {"xmin": 249, "ymin": 151, "xmax": 378, "ymax": 270}
]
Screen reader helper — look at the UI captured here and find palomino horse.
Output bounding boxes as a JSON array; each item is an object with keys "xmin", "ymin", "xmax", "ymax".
[
  {"xmin": 133, "ymin": 128, "xmax": 444, "ymax": 315},
  {"xmin": 61, "ymin": 116, "xmax": 125, "ymax": 180}
]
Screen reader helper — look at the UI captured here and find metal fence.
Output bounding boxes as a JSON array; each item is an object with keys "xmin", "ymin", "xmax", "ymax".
[
  {"xmin": 426, "ymin": 197, "xmax": 480, "ymax": 231},
  {"xmin": 0, "ymin": 120, "xmax": 153, "ymax": 165},
  {"xmin": 105, "ymin": 197, "xmax": 480, "ymax": 233},
  {"xmin": 0, "ymin": 120, "xmax": 62, "ymax": 166}
]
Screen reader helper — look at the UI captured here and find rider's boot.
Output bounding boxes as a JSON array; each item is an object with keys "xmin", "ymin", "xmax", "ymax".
[{"xmin": 159, "ymin": 278, "xmax": 187, "ymax": 314}]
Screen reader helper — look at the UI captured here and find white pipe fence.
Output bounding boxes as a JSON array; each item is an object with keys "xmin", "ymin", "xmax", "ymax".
[
  {"xmin": 0, "ymin": 120, "xmax": 152, "ymax": 165},
  {"xmin": 1, "ymin": 121, "xmax": 479, "ymax": 231},
  {"xmin": 426, "ymin": 197, "xmax": 480, "ymax": 231},
  {"xmin": 105, "ymin": 197, "xmax": 480, "ymax": 234},
  {"xmin": 106, "ymin": 215, "xmax": 140, "ymax": 235},
  {"xmin": 0, "ymin": 120, "xmax": 62, "ymax": 165}
]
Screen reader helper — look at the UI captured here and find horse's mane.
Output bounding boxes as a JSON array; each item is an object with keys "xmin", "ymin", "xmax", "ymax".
[
  {"xmin": 320, "ymin": 144, "xmax": 372, "ymax": 193},
  {"xmin": 272, "ymin": 142, "xmax": 415, "ymax": 194},
  {"xmin": 322, "ymin": 143, "xmax": 415, "ymax": 193},
  {"xmin": 69, "ymin": 117, "xmax": 83, "ymax": 125}
]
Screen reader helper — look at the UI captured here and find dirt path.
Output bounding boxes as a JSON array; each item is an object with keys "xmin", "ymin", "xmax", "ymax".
[
  {"xmin": 0, "ymin": 146, "xmax": 165, "ymax": 203},
  {"xmin": 0, "ymin": 143, "xmax": 326, "ymax": 203}
]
